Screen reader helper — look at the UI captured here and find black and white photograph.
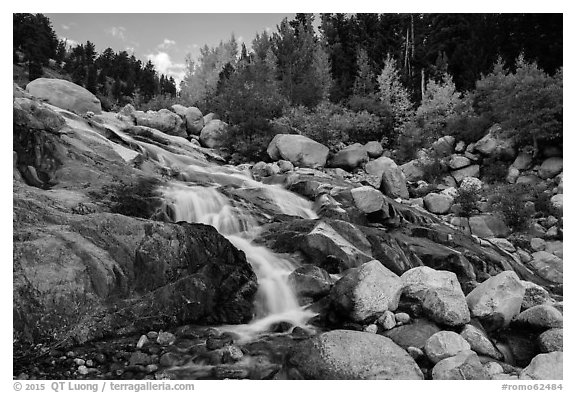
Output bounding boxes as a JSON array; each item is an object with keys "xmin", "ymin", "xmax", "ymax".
[{"xmin": 9, "ymin": 3, "xmax": 568, "ymax": 387}]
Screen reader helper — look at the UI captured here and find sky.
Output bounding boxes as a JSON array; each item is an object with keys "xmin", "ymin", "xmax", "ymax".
[{"xmin": 46, "ymin": 14, "xmax": 297, "ymax": 86}]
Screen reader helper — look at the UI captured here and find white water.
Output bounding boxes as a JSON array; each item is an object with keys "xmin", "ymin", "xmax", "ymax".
[{"xmin": 73, "ymin": 114, "xmax": 319, "ymax": 339}]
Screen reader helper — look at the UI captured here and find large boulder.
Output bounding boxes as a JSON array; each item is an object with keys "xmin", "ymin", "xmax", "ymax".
[
  {"xmin": 365, "ymin": 156, "xmax": 409, "ymax": 199},
  {"xmin": 448, "ymin": 155, "xmax": 472, "ymax": 170},
  {"xmin": 267, "ymin": 134, "xmax": 329, "ymax": 169},
  {"xmin": 511, "ymin": 151, "xmax": 533, "ymax": 170},
  {"xmin": 26, "ymin": 78, "xmax": 102, "ymax": 115},
  {"xmin": 550, "ymin": 194, "xmax": 563, "ymax": 212},
  {"xmin": 473, "ymin": 124, "xmax": 516, "ymax": 159},
  {"xmin": 538, "ymin": 157, "xmax": 563, "ymax": 179},
  {"xmin": 351, "ymin": 186, "xmax": 385, "ymax": 214},
  {"xmin": 364, "ymin": 141, "xmax": 384, "ymax": 158},
  {"xmin": 423, "ymin": 193, "xmax": 454, "ymax": 215},
  {"xmin": 424, "ymin": 331, "xmax": 471, "ymax": 364},
  {"xmin": 171, "ymin": 105, "xmax": 204, "ymax": 135},
  {"xmin": 133, "ymin": 109, "xmax": 186, "ymax": 138},
  {"xmin": 13, "ymin": 97, "xmax": 66, "ymax": 134},
  {"xmin": 466, "ymin": 271, "xmax": 525, "ymax": 330},
  {"xmin": 199, "ymin": 119, "xmax": 229, "ymax": 148},
  {"xmin": 451, "ymin": 164, "xmax": 480, "ymax": 183},
  {"xmin": 330, "ymin": 143, "xmax": 369, "ymax": 170},
  {"xmin": 401, "ymin": 266, "xmax": 470, "ymax": 326},
  {"xmin": 400, "ymin": 159, "xmax": 425, "ymax": 182},
  {"xmin": 431, "ymin": 135, "xmax": 456, "ymax": 157},
  {"xmin": 431, "ymin": 350, "xmax": 489, "ymax": 380},
  {"xmin": 460, "ymin": 324, "xmax": 503, "ymax": 359},
  {"xmin": 468, "ymin": 214, "xmax": 511, "ymax": 238},
  {"xmin": 527, "ymin": 251, "xmax": 563, "ymax": 284},
  {"xmin": 383, "ymin": 319, "xmax": 441, "ymax": 350},
  {"xmin": 514, "ymin": 305, "xmax": 563, "ymax": 330},
  {"xmin": 288, "ymin": 265, "xmax": 332, "ymax": 299},
  {"xmin": 288, "ymin": 330, "xmax": 423, "ymax": 379},
  {"xmin": 330, "ymin": 260, "xmax": 403, "ymax": 322},
  {"xmin": 519, "ymin": 352, "xmax": 563, "ymax": 380}
]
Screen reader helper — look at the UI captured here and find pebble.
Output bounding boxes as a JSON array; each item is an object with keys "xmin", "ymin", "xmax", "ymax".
[
  {"xmin": 407, "ymin": 346, "xmax": 424, "ymax": 359},
  {"xmin": 395, "ymin": 312, "xmax": 410, "ymax": 324},
  {"xmin": 363, "ymin": 324, "xmax": 378, "ymax": 334},
  {"xmin": 77, "ymin": 365, "xmax": 89, "ymax": 375},
  {"xmin": 146, "ymin": 364, "xmax": 159, "ymax": 373},
  {"xmin": 137, "ymin": 335, "xmax": 149, "ymax": 349},
  {"xmin": 85, "ymin": 359, "xmax": 94, "ymax": 367},
  {"xmin": 222, "ymin": 345, "xmax": 244, "ymax": 363},
  {"xmin": 377, "ymin": 311, "xmax": 396, "ymax": 330},
  {"xmin": 159, "ymin": 352, "xmax": 183, "ymax": 367},
  {"xmin": 66, "ymin": 351, "xmax": 75, "ymax": 358},
  {"xmin": 485, "ymin": 362, "xmax": 505, "ymax": 376},
  {"xmin": 147, "ymin": 331, "xmax": 159, "ymax": 340},
  {"xmin": 74, "ymin": 358, "xmax": 85, "ymax": 366},
  {"xmin": 156, "ymin": 331, "xmax": 176, "ymax": 346}
]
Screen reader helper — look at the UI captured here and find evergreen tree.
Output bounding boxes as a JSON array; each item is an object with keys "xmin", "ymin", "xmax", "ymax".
[
  {"xmin": 86, "ymin": 65, "xmax": 98, "ymax": 94},
  {"xmin": 377, "ymin": 54, "xmax": 413, "ymax": 131},
  {"xmin": 353, "ymin": 48, "xmax": 376, "ymax": 96}
]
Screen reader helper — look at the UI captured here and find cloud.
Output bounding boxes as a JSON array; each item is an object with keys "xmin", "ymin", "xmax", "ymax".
[
  {"xmin": 60, "ymin": 37, "xmax": 78, "ymax": 48},
  {"xmin": 265, "ymin": 26, "xmax": 272, "ymax": 33},
  {"xmin": 158, "ymin": 38, "xmax": 176, "ymax": 49},
  {"xmin": 107, "ymin": 26, "xmax": 127, "ymax": 41},
  {"xmin": 237, "ymin": 36, "xmax": 244, "ymax": 43},
  {"xmin": 146, "ymin": 51, "xmax": 186, "ymax": 86},
  {"xmin": 61, "ymin": 24, "xmax": 70, "ymax": 30},
  {"xmin": 125, "ymin": 46, "xmax": 136, "ymax": 54}
]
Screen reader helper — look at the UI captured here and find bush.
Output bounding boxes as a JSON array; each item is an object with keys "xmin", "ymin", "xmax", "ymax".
[
  {"xmin": 487, "ymin": 183, "xmax": 533, "ymax": 230},
  {"xmin": 481, "ymin": 158, "xmax": 510, "ymax": 184},
  {"xmin": 454, "ymin": 187, "xmax": 481, "ymax": 217},
  {"xmin": 419, "ymin": 156, "xmax": 447, "ymax": 184}
]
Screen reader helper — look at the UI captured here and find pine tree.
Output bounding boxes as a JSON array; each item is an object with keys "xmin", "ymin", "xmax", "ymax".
[
  {"xmin": 353, "ymin": 48, "xmax": 375, "ymax": 96},
  {"xmin": 377, "ymin": 54, "xmax": 413, "ymax": 131},
  {"xmin": 86, "ymin": 65, "xmax": 98, "ymax": 94}
]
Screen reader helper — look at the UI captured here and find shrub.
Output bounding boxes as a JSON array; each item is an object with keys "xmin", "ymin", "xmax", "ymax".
[
  {"xmin": 454, "ymin": 187, "xmax": 481, "ymax": 217},
  {"xmin": 419, "ymin": 156, "xmax": 447, "ymax": 184},
  {"xmin": 487, "ymin": 183, "xmax": 533, "ymax": 230},
  {"xmin": 481, "ymin": 158, "xmax": 510, "ymax": 184}
]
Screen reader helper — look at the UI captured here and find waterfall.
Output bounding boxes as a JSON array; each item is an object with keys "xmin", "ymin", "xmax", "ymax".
[{"xmin": 162, "ymin": 171, "xmax": 318, "ymax": 340}]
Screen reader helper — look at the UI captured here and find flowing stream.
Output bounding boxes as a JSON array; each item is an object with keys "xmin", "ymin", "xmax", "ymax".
[{"xmin": 104, "ymin": 122, "xmax": 318, "ymax": 340}]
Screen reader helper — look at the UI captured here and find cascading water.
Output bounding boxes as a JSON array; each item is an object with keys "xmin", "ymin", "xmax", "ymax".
[
  {"xmin": 98, "ymin": 120, "xmax": 318, "ymax": 340},
  {"xmin": 162, "ymin": 169, "xmax": 318, "ymax": 341}
]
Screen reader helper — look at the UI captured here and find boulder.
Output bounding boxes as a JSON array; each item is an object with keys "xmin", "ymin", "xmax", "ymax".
[
  {"xmin": 364, "ymin": 141, "xmax": 384, "ymax": 158},
  {"xmin": 519, "ymin": 352, "xmax": 563, "ymax": 380},
  {"xmin": 365, "ymin": 156, "xmax": 409, "ymax": 199},
  {"xmin": 521, "ymin": 281, "xmax": 553, "ymax": 310},
  {"xmin": 251, "ymin": 161, "xmax": 269, "ymax": 179},
  {"xmin": 330, "ymin": 143, "xmax": 369, "ymax": 170},
  {"xmin": 383, "ymin": 319, "xmax": 441, "ymax": 350},
  {"xmin": 516, "ymin": 174, "xmax": 541, "ymax": 185},
  {"xmin": 538, "ymin": 157, "xmax": 563, "ymax": 179},
  {"xmin": 203, "ymin": 113, "xmax": 218, "ymax": 123},
  {"xmin": 451, "ymin": 164, "xmax": 480, "ymax": 183},
  {"xmin": 527, "ymin": 251, "xmax": 563, "ymax": 284},
  {"xmin": 424, "ymin": 331, "xmax": 471, "ymax": 364},
  {"xmin": 133, "ymin": 109, "xmax": 186, "ymax": 138},
  {"xmin": 288, "ymin": 330, "xmax": 423, "ymax": 379},
  {"xmin": 351, "ymin": 186, "xmax": 385, "ymax": 214},
  {"xmin": 199, "ymin": 119, "xmax": 229, "ymax": 148},
  {"xmin": 507, "ymin": 167, "xmax": 520, "ymax": 183},
  {"xmin": 460, "ymin": 176, "xmax": 483, "ymax": 192},
  {"xmin": 431, "ymin": 350, "xmax": 489, "ymax": 380},
  {"xmin": 401, "ymin": 266, "xmax": 470, "ymax": 326},
  {"xmin": 118, "ymin": 103, "xmax": 136, "ymax": 117},
  {"xmin": 330, "ymin": 260, "xmax": 403, "ymax": 322},
  {"xmin": 448, "ymin": 155, "xmax": 472, "ymax": 170},
  {"xmin": 455, "ymin": 141, "xmax": 466, "ymax": 153},
  {"xmin": 431, "ymin": 135, "xmax": 456, "ymax": 157},
  {"xmin": 13, "ymin": 98, "xmax": 66, "ymax": 134},
  {"xmin": 466, "ymin": 271, "xmax": 525, "ymax": 330},
  {"xmin": 473, "ymin": 124, "xmax": 516, "ymax": 159},
  {"xmin": 26, "ymin": 78, "xmax": 102, "ymax": 115},
  {"xmin": 550, "ymin": 194, "xmax": 563, "ymax": 212},
  {"xmin": 400, "ymin": 159, "xmax": 425, "ymax": 182},
  {"xmin": 514, "ymin": 305, "xmax": 563, "ymax": 329},
  {"xmin": 288, "ymin": 265, "xmax": 332, "ymax": 299},
  {"xmin": 377, "ymin": 310, "xmax": 396, "ymax": 330},
  {"xmin": 460, "ymin": 324, "xmax": 503, "ymax": 359},
  {"xmin": 423, "ymin": 193, "xmax": 454, "ymax": 214},
  {"xmin": 171, "ymin": 105, "xmax": 204, "ymax": 135},
  {"xmin": 511, "ymin": 152, "xmax": 533, "ymax": 170},
  {"xmin": 278, "ymin": 160, "xmax": 294, "ymax": 173},
  {"xmin": 303, "ymin": 221, "xmax": 373, "ymax": 272},
  {"xmin": 468, "ymin": 214, "xmax": 510, "ymax": 238},
  {"xmin": 267, "ymin": 134, "xmax": 329, "ymax": 169},
  {"xmin": 537, "ymin": 328, "xmax": 563, "ymax": 352}
]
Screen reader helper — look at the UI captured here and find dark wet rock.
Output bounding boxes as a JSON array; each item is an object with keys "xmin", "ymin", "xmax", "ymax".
[
  {"xmin": 288, "ymin": 265, "xmax": 332, "ymax": 299},
  {"xmin": 288, "ymin": 330, "xmax": 423, "ymax": 379},
  {"xmin": 513, "ymin": 305, "xmax": 563, "ymax": 330},
  {"xmin": 383, "ymin": 319, "xmax": 441, "ymax": 350},
  {"xmin": 206, "ymin": 336, "xmax": 234, "ymax": 350}
]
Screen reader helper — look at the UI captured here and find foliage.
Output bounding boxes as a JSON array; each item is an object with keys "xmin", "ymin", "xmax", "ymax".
[
  {"xmin": 418, "ymin": 155, "xmax": 447, "ymax": 184},
  {"xmin": 487, "ymin": 183, "xmax": 533, "ymax": 230},
  {"xmin": 481, "ymin": 158, "xmax": 510, "ymax": 184},
  {"xmin": 454, "ymin": 187, "xmax": 481, "ymax": 217},
  {"xmin": 377, "ymin": 54, "xmax": 414, "ymax": 132},
  {"xmin": 137, "ymin": 94, "xmax": 189, "ymax": 112},
  {"xmin": 472, "ymin": 57, "xmax": 563, "ymax": 150}
]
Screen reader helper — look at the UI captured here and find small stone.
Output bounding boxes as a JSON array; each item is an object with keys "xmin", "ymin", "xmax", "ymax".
[
  {"xmin": 363, "ymin": 324, "xmax": 378, "ymax": 334},
  {"xmin": 85, "ymin": 360, "xmax": 94, "ymax": 367},
  {"xmin": 206, "ymin": 336, "xmax": 233, "ymax": 350},
  {"xmin": 377, "ymin": 311, "xmax": 396, "ymax": 330},
  {"xmin": 222, "ymin": 345, "xmax": 244, "ymax": 363},
  {"xmin": 538, "ymin": 328, "xmax": 563, "ymax": 352},
  {"xmin": 460, "ymin": 324, "xmax": 503, "ymax": 360},
  {"xmin": 156, "ymin": 331, "xmax": 176, "ymax": 346},
  {"xmin": 74, "ymin": 358, "xmax": 85, "ymax": 366},
  {"xmin": 146, "ymin": 364, "xmax": 159, "ymax": 373},
  {"xmin": 129, "ymin": 351, "xmax": 152, "ymax": 366},
  {"xmin": 77, "ymin": 365, "xmax": 89, "ymax": 375},
  {"xmin": 159, "ymin": 352, "xmax": 184, "ymax": 367},
  {"xmin": 147, "ymin": 331, "xmax": 159, "ymax": 340},
  {"xmin": 93, "ymin": 353, "xmax": 106, "ymax": 364},
  {"xmin": 395, "ymin": 312, "xmax": 410, "ymax": 324},
  {"xmin": 530, "ymin": 237, "xmax": 546, "ymax": 252},
  {"xmin": 137, "ymin": 335, "xmax": 149, "ymax": 349},
  {"xmin": 213, "ymin": 365, "xmax": 249, "ymax": 379},
  {"xmin": 407, "ymin": 346, "xmax": 424, "ymax": 359},
  {"xmin": 425, "ymin": 331, "xmax": 471, "ymax": 364},
  {"xmin": 485, "ymin": 362, "xmax": 504, "ymax": 376},
  {"xmin": 66, "ymin": 351, "xmax": 75, "ymax": 358}
]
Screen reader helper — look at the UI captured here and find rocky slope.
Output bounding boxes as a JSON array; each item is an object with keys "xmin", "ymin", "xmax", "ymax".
[{"xmin": 13, "ymin": 79, "xmax": 562, "ymax": 381}]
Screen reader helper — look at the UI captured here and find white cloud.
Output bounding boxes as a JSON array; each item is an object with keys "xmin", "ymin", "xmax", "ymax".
[
  {"xmin": 158, "ymin": 38, "xmax": 176, "ymax": 49},
  {"xmin": 265, "ymin": 26, "xmax": 272, "ymax": 33},
  {"xmin": 125, "ymin": 46, "xmax": 136, "ymax": 54},
  {"xmin": 107, "ymin": 26, "xmax": 127, "ymax": 41},
  {"xmin": 61, "ymin": 24, "xmax": 70, "ymax": 31},
  {"xmin": 61, "ymin": 37, "xmax": 78, "ymax": 48},
  {"xmin": 146, "ymin": 51, "xmax": 186, "ymax": 86},
  {"xmin": 237, "ymin": 36, "xmax": 244, "ymax": 43}
]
